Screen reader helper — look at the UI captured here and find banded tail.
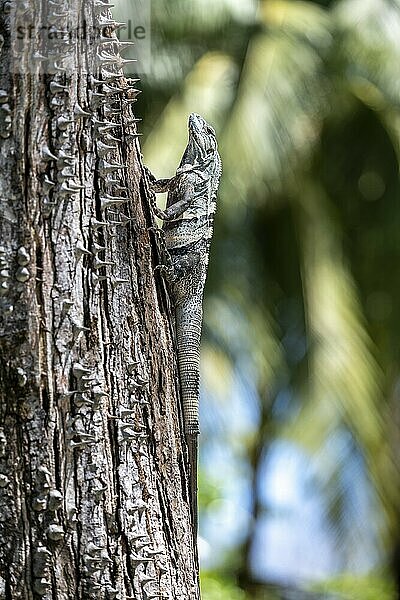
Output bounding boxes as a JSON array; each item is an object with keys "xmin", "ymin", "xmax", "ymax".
[{"xmin": 175, "ymin": 299, "xmax": 202, "ymax": 550}]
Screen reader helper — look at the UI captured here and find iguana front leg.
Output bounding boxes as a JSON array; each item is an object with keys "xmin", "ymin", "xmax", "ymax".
[{"xmin": 144, "ymin": 165, "xmax": 196, "ymax": 221}]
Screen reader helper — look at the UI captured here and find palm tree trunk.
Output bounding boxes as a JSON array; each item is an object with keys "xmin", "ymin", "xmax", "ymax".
[{"xmin": 0, "ymin": 1, "xmax": 199, "ymax": 598}]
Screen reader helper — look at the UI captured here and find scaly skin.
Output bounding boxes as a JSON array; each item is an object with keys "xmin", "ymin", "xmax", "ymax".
[{"xmin": 146, "ymin": 113, "xmax": 222, "ymax": 550}]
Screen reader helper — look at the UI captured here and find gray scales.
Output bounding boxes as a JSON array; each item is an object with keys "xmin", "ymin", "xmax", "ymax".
[{"xmin": 145, "ymin": 113, "xmax": 222, "ymax": 545}]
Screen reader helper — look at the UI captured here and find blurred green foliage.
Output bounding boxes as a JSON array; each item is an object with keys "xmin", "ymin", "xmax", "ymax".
[
  {"xmin": 114, "ymin": 0, "xmax": 400, "ymax": 597},
  {"xmin": 311, "ymin": 572, "xmax": 396, "ymax": 599},
  {"xmin": 201, "ymin": 572, "xmax": 247, "ymax": 600}
]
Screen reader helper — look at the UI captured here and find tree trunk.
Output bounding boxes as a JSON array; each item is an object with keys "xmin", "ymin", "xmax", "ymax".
[{"xmin": 0, "ymin": 1, "xmax": 198, "ymax": 598}]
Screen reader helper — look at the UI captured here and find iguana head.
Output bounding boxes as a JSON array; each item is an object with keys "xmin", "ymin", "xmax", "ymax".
[{"xmin": 179, "ymin": 113, "xmax": 219, "ymax": 172}]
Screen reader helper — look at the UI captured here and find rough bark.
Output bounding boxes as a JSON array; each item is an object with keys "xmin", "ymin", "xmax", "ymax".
[{"xmin": 0, "ymin": 1, "xmax": 198, "ymax": 598}]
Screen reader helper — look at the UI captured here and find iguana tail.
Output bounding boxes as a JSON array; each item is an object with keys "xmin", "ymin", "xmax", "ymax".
[{"xmin": 175, "ymin": 300, "xmax": 202, "ymax": 554}]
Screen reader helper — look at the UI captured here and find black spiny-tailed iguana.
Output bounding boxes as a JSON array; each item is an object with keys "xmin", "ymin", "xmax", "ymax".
[{"xmin": 145, "ymin": 113, "xmax": 222, "ymax": 546}]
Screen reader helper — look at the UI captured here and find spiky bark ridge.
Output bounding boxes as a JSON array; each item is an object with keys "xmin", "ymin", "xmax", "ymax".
[{"xmin": 0, "ymin": 1, "xmax": 198, "ymax": 598}]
